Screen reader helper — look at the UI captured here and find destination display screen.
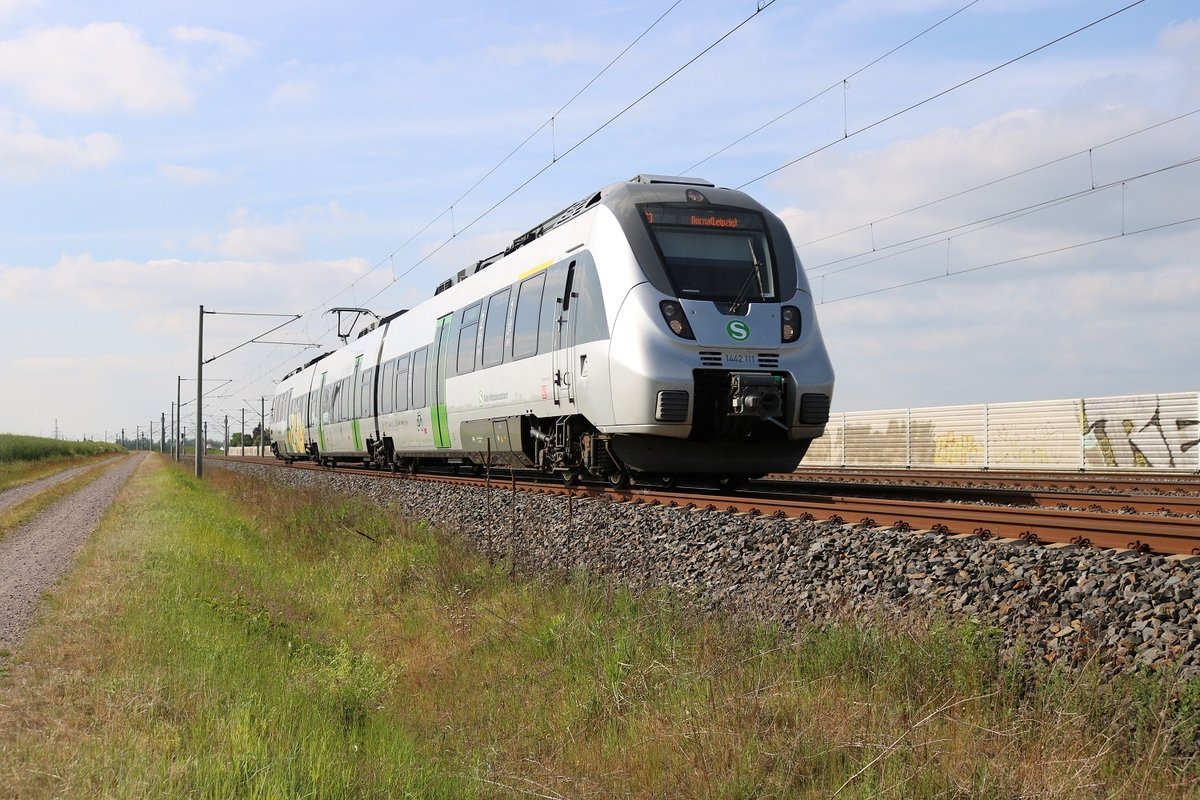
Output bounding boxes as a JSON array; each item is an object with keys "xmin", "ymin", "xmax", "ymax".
[{"xmin": 640, "ymin": 204, "xmax": 765, "ymax": 232}]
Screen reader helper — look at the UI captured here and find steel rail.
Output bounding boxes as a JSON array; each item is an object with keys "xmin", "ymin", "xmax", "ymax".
[{"xmin": 209, "ymin": 456, "xmax": 1200, "ymax": 556}]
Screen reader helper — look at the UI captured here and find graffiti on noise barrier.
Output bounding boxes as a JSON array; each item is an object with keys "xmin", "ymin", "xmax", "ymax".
[{"xmin": 1079, "ymin": 396, "xmax": 1199, "ymax": 469}]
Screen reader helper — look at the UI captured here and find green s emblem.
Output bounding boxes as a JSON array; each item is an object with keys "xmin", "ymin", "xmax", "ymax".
[{"xmin": 726, "ymin": 320, "xmax": 751, "ymax": 342}]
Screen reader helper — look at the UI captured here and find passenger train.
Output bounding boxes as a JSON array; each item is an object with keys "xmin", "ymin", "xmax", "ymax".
[{"xmin": 268, "ymin": 174, "xmax": 834, "ymax": 486}]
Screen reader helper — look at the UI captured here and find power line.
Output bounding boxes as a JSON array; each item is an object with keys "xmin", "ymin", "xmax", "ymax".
[
  {"xmin": 737, "ymin": 0, "xmax": 1148, "ymax": 190},
  {"xmin": 310, "ymin": 0, "xmax": 689, "ymax": 319},
  {"xmin": 820, "ymin": 214, "xmax": 1200, "ymax": 305},
  {"xmin": 362, "ymin": 0, "xmax": 779, "ymax": 308},
  {"xmin": 807, "ymin": 153, "xmax": 1200, "ymax": 275},
  {"xmin": 684, "ymin": 0, "xmax": 983, "ymax": 175},
  {"xmin": 220, "ymin": 0, "xmax": 695, "ymax": 404},
  {"xmin": 798, "ymin": 107, "xmax": 1200, "ymax": 252}
]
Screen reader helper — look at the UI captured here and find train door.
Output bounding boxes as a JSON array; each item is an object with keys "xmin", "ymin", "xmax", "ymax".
[
  {"xmin": 552, "ymin": 260, "xmax": 578, "ymax": 406},
  {"xmin": 317, "ymin": 371, "xmax": 328, "ymax": 452},
  {"xmin": 431, "ymin": 314, "xmax": 453, "ymax": 448},
  {"xmin": 350, "ymin": 354, "xmax": 364, "ymax": 450}
]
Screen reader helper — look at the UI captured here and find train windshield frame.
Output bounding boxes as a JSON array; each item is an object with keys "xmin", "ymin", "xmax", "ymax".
[{"xmin": 639, "ymin": 204, "xmax": 777, "ymax": 304}]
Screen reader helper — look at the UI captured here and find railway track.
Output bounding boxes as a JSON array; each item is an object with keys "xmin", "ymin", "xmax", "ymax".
[{"xmin": 209, "ymin": 456, "xmax": 1200, "ymax": 557}]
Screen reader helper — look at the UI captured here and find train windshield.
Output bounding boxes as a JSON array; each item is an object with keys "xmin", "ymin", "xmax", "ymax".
[{"xmin": 640, "ymin": 204, "xmax": 776, "ymax": 303}]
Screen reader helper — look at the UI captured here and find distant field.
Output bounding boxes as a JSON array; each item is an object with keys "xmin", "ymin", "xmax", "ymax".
[
  {"xmin": 0, "ymin": 434, "xmax": 123, "ymax": 463},
  {"xmin": 0, "ymin": 435, "xmax": 125, "ymax": 493}
]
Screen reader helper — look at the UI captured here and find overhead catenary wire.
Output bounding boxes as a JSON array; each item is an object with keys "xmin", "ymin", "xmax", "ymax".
[
  {"xmin": 307, "ymin": 0, "xmax": 689, "ymax": 320},
  {"xmin": 219, "ymin": 0, "xmax": 695, "ymax": 404},
  {"xmin": 682, "ymin": 0, "xmax": 983, "ymax": 175},
  {"xmin": 361, "ymin": 0, "xmax": 781, "ymax": 308},
  {"xmin": 807, "ymin": 153, "xmax": 1200, "ymax": 276},
  {"xmin": 821, "ymin": 214, "xmax": 1200, "ymax": 306},
  {"xmin": 736, "ymin": 0, "xmax": 1148, "ymax": 190},
  {"xmin": 797, "ymin": 107, "xmax": 1200, "ymax": 253},
  {"xmin": 210, "ymin": 0, "xmax": 1163, "ymax": 414},
  {"xmin": 218, "ymin": 0, "xmax": 784, "ymax": 404}
]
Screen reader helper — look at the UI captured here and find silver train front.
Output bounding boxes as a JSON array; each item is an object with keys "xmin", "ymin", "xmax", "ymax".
[{"xmin": 269, "ymin": 174, "xmax": 834, "ymax": 482}]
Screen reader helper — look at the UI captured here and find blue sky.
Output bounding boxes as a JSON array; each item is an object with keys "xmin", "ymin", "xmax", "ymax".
[{"xmin": 0, "ymin": 0, "xmax": 1196, "ymax": 441}]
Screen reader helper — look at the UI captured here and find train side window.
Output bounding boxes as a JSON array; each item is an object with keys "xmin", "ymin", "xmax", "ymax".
[
  {"xmin": 481, "ymin": 288, "xmax": 510, "ymax": 368},
  {"xmin": 381, "ymin": 361, "xmax": 395, "ymax": 414},
  {"xmin": 359, "ymin": 368, "xmax": 373, "ymax": 417},
  {"xmin": 411, "ymin": 348, "xmax": 428, "ymax": 408},
  {"xmin": 394, "ymin": 355, "xmax": 410, "ymax": 412},
  {"xmin": 457, "ymin": 302, "xmax": 481, "ymax": 373},
  {"xmin": 538, "ymin": 261, "xmax": 569, "ymax": 354},
  {"xmin": 326, "ymin": 383, "xmax": 338, "ymax": 423},
  {"xmin": 512, "ymin": 273, "xmax": 545, "ymax": 360}
]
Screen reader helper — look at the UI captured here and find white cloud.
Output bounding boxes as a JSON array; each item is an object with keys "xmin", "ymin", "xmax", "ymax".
[
  {"xmin": 186, "ymin": 209, "xmax": 306, "ymax": 261},
  {"xmin": 270, "ymin": 79, "xmax": 317, "ymax": 106},
  {"xmin": 170, "ymin": 25, "xmax": 256, "ymax": 71},
  {"xmin": 0, "ymin": 23, "xmax": 191, "ymax": 112},
  {"xmin": 158, "ymin": 162, "xmax": 224, "ymax": 185},
  {"xmin": 0, "ymin": 108, "xmax": 119, "ymax": 177},
  {"xmin": 485, "ymin": 38, "xmax": 593, "ymax": 66},
  {"xmin": 0, "ymin": 0, "xmax": 37, "ymax": 19},
  {"xmin": 0, "ymin": 253, "xmax": 373, "ymax": 317}
]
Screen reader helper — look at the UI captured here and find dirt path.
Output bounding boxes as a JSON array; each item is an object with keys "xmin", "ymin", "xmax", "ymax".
[
  {"xmin": 0, "ymin": 455, "xmax": 121, "ymax": 515},
  {"xmin": 0, "ymin": 453, "xmax": 144, "ymax": 652}
]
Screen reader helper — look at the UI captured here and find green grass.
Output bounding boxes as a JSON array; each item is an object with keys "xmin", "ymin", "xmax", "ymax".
[{"xmin": 1, "ymin": 456, "xmax": 1199, "ymax": 798}]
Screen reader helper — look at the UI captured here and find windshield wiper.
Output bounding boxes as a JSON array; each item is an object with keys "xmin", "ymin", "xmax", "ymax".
[{"xmin": 728, "ymin": 239, "xmax": 765, "ymax": 314}]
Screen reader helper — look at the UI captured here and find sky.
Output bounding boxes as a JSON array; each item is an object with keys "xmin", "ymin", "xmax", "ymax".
[{"xmin": 0, "ymin": 0, "xmax": 1196, "ymax": 442}]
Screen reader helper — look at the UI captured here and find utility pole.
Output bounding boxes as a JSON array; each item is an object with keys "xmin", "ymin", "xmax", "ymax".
[
  {"xmin": 121, "ymin": 428, "xmax": 125, "ymax": 448},
  {"xmin": 196, "ymin": 304, "xmax": 204, "ymax": 478},
  {"xmin": 259, "ymin": 396, "xmax": 266, "ymax": 457},
  {"xmin": 176, "ymin": 377, "xmax": 182, "ymax": 463},
  {"xmin": 224, "ymin": 415, "xmax": 229, "ymax": 456},
  {"xmin": 137, "ymin": 425, "xmax": 141, "ymax": 451},
  {"xmin": 203, "ymin": 421, "xmax": 208, "ymax": 459},
  {"xmin": 160, "ymin": 412, "xmax": 166, "ymax": 453},
  {"xmin": 241, "ymin": 408, "xmax": 245, "ymax": 457}
]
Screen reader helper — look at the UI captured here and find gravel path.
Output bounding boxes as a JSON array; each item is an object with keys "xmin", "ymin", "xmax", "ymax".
[
  {"xmin": 0, "ymin": 453, "xmax": 143, "ymax": 652},
  {"xmin": 0, "ymin": 456, "xmax": 121, "ymax": 515}
]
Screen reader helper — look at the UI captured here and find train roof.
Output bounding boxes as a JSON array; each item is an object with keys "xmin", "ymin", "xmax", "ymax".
[{"xmin": 278, "ymin": 174, "xmax": 747, "ymax": 383}]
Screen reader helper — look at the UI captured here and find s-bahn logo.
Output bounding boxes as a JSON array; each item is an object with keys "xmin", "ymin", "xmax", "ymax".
[{"xmin": 726, "ymin": 320, "xmax": 751, "ymax": 342}]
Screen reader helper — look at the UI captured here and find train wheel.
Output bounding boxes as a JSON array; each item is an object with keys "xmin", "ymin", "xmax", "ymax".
[
  {"xmin": 561, "ymin": 469, "xmax": 581, "ymax": 486},
  {"xmin": 606, "ymin": 469, "xmax": 630, "ymax": 489},
  {"xmin": 658, "ymin": 475, "xmax": 677, "ymax": 489},
  {"xmin": 717, "ymin": 475, "xmax": 747, "ymax": 492}
]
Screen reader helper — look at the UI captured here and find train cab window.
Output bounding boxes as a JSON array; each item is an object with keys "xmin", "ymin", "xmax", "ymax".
[
  {"xmin": 481, "ymin": 288, "xmax": 510, "ymax": 368},
  {"xmin": 512, "ymin": 273, "xmax": 544, "ymax": 359},
  {"xmin": 457, "ymin": 303, "xmax": 481, "ymax": 373},
  {"xmin": 411, "ymin": 348, "xmax": 428, "ymax": 408},
  {"xmin": 640, "ymin": 205, "xmax": 777, "ymax": 303},
  {"xmin": 394, "ymin": 355, "xmax": 410, "ymax": 412}
]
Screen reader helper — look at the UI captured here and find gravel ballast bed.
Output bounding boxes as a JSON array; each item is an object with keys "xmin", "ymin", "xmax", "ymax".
[{"xmin": 214, "ymin": 460, "xmax": 1200, "ymax": 677}]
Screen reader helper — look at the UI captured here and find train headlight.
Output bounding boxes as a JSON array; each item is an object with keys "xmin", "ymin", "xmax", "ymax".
[
  {"xmin": 659, "ymin": 300, "xmax": 695, "ymax": 340},
  {"xmin": 781, "ymin": 305, "xmax": 801, "ymax": 343}
]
